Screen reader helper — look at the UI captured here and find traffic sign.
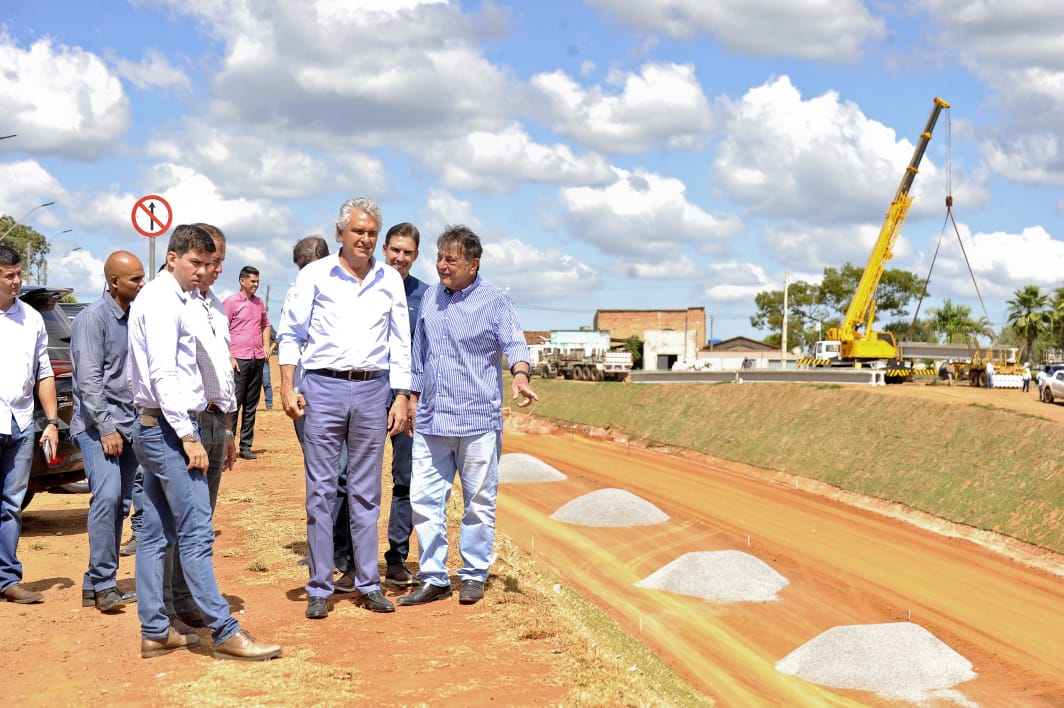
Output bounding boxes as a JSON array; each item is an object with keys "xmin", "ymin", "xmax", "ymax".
[{"xmin": 131, "ymin": 194, "xmax": 172, "ymax": 237}]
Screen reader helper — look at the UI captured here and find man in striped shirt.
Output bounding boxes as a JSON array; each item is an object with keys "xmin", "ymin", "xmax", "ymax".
[{"xmin": 398, "ymin": 225, "xmax": 539, "ymax": 607}]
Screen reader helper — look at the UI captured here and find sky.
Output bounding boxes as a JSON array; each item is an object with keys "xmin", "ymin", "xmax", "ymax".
[{"xmin": 2, "ymin": 0, "xmax": 1063, "ymax": 345}]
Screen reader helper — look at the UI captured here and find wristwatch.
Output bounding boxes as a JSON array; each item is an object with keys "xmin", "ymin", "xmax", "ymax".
[
  {"xmin": 395, "ymin": 389, "xmax": 411, "ymax": 396},
  {"xmin": 46, "ymin": 418, "xmax": 61, "ymax": 427},
  {"xmin": 181, "ymin": 433, "xmax": 198, "ymax": 444}
]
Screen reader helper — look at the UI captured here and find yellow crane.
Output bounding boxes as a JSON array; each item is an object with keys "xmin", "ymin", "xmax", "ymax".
[{"xmin": 820, "ymin": 97, "xmax": 950, "ymax": 373}]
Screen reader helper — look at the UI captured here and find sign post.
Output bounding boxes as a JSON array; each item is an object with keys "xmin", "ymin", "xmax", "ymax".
[{"xmin": 131, "ymin": 194, "xmax": 173, "ymax": 278}]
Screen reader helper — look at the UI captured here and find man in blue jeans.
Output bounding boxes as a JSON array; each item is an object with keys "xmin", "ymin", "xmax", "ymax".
[
  {"xmin": 0, "ymin": 243, "xmax": 59, "ymax": 605},
  {"xmin": 398, "ymin": 226, "xmax": 538, "ymax": 607},
  {"xmin": 128, "ymin": 224, "xmax": 280, "ymax": 660},
  {"xmin": 70, "ymin": 250, "xmax": 145, "ymax": 613}
]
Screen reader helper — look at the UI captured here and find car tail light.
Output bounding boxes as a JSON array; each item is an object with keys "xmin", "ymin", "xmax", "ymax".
[{"xmin": 51, "ymin": 359, "xmax": 74, "ymax": 377}]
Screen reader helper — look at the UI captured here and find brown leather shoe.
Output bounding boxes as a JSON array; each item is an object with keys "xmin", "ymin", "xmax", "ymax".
[
  {"xmin": 384, "ymin": 563, "xmax": 419, "ymax": 587},
  {"xmin": 214, "ymin": 629, "xmax": 281, "ymax": 661},
  {"xmin": 141, "ymin": 627, "xmax": 202, "ymax": 658},
  {"xmin": 333, "ymin": 569, "xmax": 357, "ymax": 594},
  {"xmin": 2, "ymin": 583, "xmax": 43, "ymax": 604}
]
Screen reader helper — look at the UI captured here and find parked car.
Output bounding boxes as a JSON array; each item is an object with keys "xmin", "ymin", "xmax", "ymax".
[
  {"xmin": 1040, "ymin": 368, "xmax": 1064, "ymax": 404},
  {"xmin": 18, "ymin": 286, "xmax": 85, "ymax": 509}
]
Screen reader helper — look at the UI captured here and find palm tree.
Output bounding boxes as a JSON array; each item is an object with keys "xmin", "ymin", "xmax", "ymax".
[
  {"xmin": 1006, "ymin": 285, "xmax": 1050, "ymax": 361},
  {"xmin": 927, "ymin": 298, "xmax": 976, "ymax": 343}
]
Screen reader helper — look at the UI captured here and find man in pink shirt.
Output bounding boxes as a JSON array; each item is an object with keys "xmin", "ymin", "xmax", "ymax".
[{"xmin": 223, "ymin": 266, "xmax": 271, "ymax": 460}]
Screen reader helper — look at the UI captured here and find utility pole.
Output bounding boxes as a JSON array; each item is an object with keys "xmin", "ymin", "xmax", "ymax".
[{"xmin": 781, "ymin": 271, "xmax": 789, "ymax": 368}]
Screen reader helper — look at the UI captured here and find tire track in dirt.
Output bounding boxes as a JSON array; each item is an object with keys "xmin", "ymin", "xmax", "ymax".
[{"xmin": 497, "ymin": 430, "xmax": 1064, "ymax": 705}]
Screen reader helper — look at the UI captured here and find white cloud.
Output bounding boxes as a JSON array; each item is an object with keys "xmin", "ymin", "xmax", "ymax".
[
  {"xmin": 712, "ymin": 77, "xmax": 976, "ymax": 224},
  {"xmin": 155, "ymin": 0, "xmax": 516, "ymax": 145},
  {"xmin": 586, "ymin": 0, "xmax": 885, "ymax": 62},
  {"xmin": 147, "ymin": 120, "xmax": 384, "ymax": 200},
  {"xmin": 919, "ymin": 2, "xmax": 1064, "ymax": 181},
  {"xmin": 531, "ymin": 62, "xmax": 714, "ymax": 153},
  {"xmin": 420, "ymin": 123, "xmax": 616, "ymax": 193},
  {"xmin": 703, "ymin": 261, "xmax": 775, "ymax": 302},
  {"xmin": 560, "ymin": 167, "xmax": 742, "ymax": 258},
  {"xmin": 109, "ymin": 48, "xmax": 193, "ymax": 92},
  {"xmin": 0, "ymin": 160, "xmax": 67, "ymax": 232},
  {"xmin": 626, "ymin": 256, "xmax": 696, "ymax": 279},
  {"xmin": 922, "ymin": 223, "xmax": 1064, "ymax": 302},
  {"xmin": 0, "ymin": 34, "xmax": 129, "ymax": 159}
]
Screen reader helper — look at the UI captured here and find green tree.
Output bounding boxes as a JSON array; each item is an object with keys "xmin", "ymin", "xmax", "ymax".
[
  {"xmin": 926, "ymin": 298, "xmax": 980, "ymax": 343},
  {"xmin": 751, "ymin": 263, "xmax": 927, "ymax": 348},
  {"xmin": 0, "ymin": 215, "xmax": 49, "ymax": 284},
  {"xmin": 621, "ymin": 335, "xmax": 643, "ymax": 369},
  {"xmin": 1006, "ymin": 285, "xmax": 1050, "ymax": 361}
]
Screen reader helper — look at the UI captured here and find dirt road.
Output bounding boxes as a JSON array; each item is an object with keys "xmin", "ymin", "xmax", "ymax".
[{"xmin": 499, "ymin": 418, "xmax": 1064, "ymax": 705}]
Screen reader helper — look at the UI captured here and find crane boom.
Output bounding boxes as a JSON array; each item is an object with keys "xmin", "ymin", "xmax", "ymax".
[{"xmin": 825, "ymin": 97, "xmax": 950, "ymax": 361}]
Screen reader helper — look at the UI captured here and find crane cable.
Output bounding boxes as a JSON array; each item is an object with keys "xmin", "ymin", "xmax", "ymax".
[{"xmin": 906, "ymin": 105, "xmax": 994, "ymax": 338}]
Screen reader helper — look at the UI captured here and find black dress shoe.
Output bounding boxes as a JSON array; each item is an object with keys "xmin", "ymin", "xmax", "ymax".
[
  {"xmin": 459, "ymin": 579, "xmax": 484, "ymax": 605},
  {"xmin": 356, "ymin": 590, "xmax": 395, "ymax": 613},
  {"xmin": 238, "ymin": 449, "xmax": 257, "ymax": 460},
  {"xmin": 306, "ymin": 597, "xmax": 328, "ymax": 619},
  {"xmin": 384, "ymin": 563, "xmax": 419, "ymax": 587},
  {"xmin": 95, "ymin": 586, "xmax": 128, "ymax": 613},
  {"xmin": 397, "ymin": 582, "xmax": 452, "ymax": 606}
]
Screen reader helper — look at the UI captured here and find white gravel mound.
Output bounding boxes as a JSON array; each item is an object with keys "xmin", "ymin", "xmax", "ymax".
[
  {"xmin": 776, "ymin": 622, "xmax": 977, "ymax": 703},
  {"xmin": 498, "ymin": 453, "xmax": 567, "ymax": 484},
  {"xmin": 634, "ymin": 551, "xmax": 789, "ymax": 602},
  {"xmin": 550, "ymin": 488, "xmax": 669, "ymax": 527}
]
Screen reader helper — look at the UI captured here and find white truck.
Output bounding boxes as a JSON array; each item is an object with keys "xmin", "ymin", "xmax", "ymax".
[{"xmin": 532, "ymin": 330, "xmax": 633, "ymax": 382}]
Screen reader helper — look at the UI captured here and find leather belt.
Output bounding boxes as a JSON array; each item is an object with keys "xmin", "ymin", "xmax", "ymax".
[
  {"xmin": 310, "ymin": 368, "xmax": 386, "ymax": 382},
  {"xmin": 137, "ymin": 407, "xmax": 219, "ymax": 427},
  {"xmin": 204, "ymin": 403, "xmax": 224, "ymax": 414}
]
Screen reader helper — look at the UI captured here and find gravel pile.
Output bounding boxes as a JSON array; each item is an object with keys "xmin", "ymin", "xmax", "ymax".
[
  {"xmin": 634, "ymin": 551, "xmax": 789, "ymax": 602},
  {"xmin": 550, "ymin": 488, "xmax": 669, "ymax": 527},
  {"xmin": 776, "ymin": 622, "xmax": 977, "ymax": 703},
  {"xmin": 498, "ymin": 453, "xmax": 567, "ymax": 484}
]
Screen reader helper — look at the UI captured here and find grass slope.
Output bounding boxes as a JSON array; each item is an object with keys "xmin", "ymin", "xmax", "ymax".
[{"xmin": 515, "ymin": 379, "xmax": 1064, "ymax": 555}]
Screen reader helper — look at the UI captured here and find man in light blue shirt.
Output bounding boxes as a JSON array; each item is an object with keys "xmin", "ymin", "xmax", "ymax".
[
  {"xmin": 71, "ymin": 250, "xmax": 144, "ymax": 613},
  {"xmin": 397, "ymin": 225, "xmax": 538, "ymax": 607},
  {"xmin": 278, "ymin": 197, "xmax": 411, "ymax": 620}
]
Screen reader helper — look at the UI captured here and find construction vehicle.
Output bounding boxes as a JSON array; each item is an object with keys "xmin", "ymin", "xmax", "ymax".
[
  {"xmin": 531, "ymin": 330, "xmax": 633, "ymax": 381},
  {"xmin": 811, "ymin": 97, "xmax": 950, "ymax": 382},
  {"xmin": 951, "ymin": 336, "xmax": 1024, "ymax": 388}
]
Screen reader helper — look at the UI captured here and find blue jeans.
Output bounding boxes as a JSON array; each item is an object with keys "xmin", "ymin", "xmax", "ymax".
[
  {"xmin": 384, "ymin": 428, "xmax": 413, "ymax": 566},
  {"xmin": 410, "ymin": 430, "xmax": 501, "ymax": 587},
  {"xmin": 76, "ymin": 430, "xmax": 138, "ymax": 592},
  {"xmin": 0, "ymin": 418, "xmax": 34, "ymax": 592},
  {"xmin": 262, "ymin": 360, "xmax": 273, "ymax": 408},
  {"xmin": 169, "ymin": 409, "xmax": 227, "ymax": 617},
  {"xmin": 132, "ymin": 416, "xmax": 240, "ymax": 644},
  {"xmin": 129, "ymin": 467, "xmax": 143, "ymax": 536}
]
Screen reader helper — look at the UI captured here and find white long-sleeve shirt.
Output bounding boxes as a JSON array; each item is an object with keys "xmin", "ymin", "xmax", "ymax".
[
  {"xmin": 127, "ymin": 270, "xmax": 206, "ymax": 437},
  {"xmin": 277, "ymin": 253, "xmax": 411, "ymax": 391}
]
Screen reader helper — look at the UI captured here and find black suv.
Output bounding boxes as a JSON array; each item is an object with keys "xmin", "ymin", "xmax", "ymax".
[{"xmin": 19, "ymin": 286, "xmax": 85, "ymax": 508}]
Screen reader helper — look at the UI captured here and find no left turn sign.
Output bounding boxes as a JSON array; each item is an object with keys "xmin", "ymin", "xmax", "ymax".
[{"xmin": 131, "ymin": 194, "xmax": 173, "ymax": 237}]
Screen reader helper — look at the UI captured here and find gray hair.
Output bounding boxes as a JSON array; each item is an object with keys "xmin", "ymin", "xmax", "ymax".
[
  {"xmin": 335, "ymin": 197, "xmax": 382, "ymax": 234},
  {"xmin": 437, "ymin": 224, "xmax": 482, "ymax": 261}
]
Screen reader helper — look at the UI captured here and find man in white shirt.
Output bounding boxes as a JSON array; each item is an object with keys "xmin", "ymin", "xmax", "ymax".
[
  {"xmin": 128, "ymin": 224, "xmax": 279, "ymax": 660},
  {"xmin": 278, "ymin": 197, "xmax": 411, "ymax": 620},
  {"xmin": 167, "ymin": 223, "xmax": 239, "ymax": 631},
  {"xmin": 0, "ymin": 244, "xmax": 59, "ymax": 604}
]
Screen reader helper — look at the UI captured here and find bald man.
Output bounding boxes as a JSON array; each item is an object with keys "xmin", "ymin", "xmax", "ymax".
[{"xmin": 71, "ymin": 251, "xmax": 146, "ymax": 612}]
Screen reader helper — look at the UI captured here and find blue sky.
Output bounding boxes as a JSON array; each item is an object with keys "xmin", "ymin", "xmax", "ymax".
[{"xmin": 2, "ymin": 1, "xmax": 1063, "ymax": 343}]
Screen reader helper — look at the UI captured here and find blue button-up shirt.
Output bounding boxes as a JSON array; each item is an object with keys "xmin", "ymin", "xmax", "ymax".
[
  {"xmin": 411, "ymin": 275, "xmax": 530, "ymax": 436},
  {"xmin": 70, "ymin": 293, "xmax": 135, "ymax": 440}
]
